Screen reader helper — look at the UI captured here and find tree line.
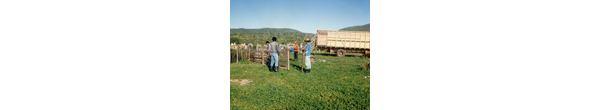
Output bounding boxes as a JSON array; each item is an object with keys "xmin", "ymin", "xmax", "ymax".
[{"xmin": 230, "ymin": 32, "xmax": 315, "ymax": 45}]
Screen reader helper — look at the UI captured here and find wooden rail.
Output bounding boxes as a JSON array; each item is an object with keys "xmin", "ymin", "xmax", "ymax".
[
  {"xmin": 233, "ymin": 46, "xmax": 290, "ymax": 70},
  {"xmin": 277, "ymin": 50, "xmax": 290, "ymax": 70}
]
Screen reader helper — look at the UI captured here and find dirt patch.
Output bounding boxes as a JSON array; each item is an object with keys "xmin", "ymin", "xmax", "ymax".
[{"xmin": 231, "ymin": 79, "xmax": 252, "ymax": 85}]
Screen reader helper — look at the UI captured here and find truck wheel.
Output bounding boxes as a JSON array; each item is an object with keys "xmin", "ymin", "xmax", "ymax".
[{"xmin": 337, "ymin": 49, "xmax": 346, "ymax": 57}]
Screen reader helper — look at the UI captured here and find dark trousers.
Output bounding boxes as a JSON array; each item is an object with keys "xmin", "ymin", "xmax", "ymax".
[
  {"xmin": 266, "ymin": 54, "xmax": 271, "ymax": 67},
  {"xmin": 294, "ymin": 52, "xmax": 298, "ymax": 61}
]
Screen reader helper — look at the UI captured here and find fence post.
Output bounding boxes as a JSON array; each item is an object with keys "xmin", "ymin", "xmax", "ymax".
[
  {"xmin": 287, "ymin": 50, "xmax": 290, "ymax": 71},
  {"xmin": 236, "ymin": 48, "xmax": 239, "ymax": 63},
  {"xmin": 240, "ymin": 48, "xmax": 242, "ymax": 61},
  {"xmin": 247, "ymin": 48, "xmax": 249, "ymax": 61}
]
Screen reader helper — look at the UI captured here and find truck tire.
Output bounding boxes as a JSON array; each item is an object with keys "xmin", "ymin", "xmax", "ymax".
[{"xmin": 337, "ymin": 49, "xmax": 346, "ymax": 57}]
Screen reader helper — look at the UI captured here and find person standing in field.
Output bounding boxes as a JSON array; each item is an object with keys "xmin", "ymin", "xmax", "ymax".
[
  {"xmin": 299, "ymin": 43, "xmax": 303, "ymax": 58},
  {"xmin": 269, "ymin": 37, "xmax": 280, "ymax": 72},
  {"xmin": 266, "ymin": 41, "xmax": 272, "ymax": 72},
  {"xmin": 301, "ymin": 38, "xmax": 312, "ymax": 73},
  {"xmin": 290, "ymin": 44, "xmax": 295, "ymax": 61},
  {"xmin": 266, "ymin": 41, "xmax": 271, "ymax": 51},
  {"xmin": 293, "ymin": 41, "xmax": 299, "ymax": 61},
  {"xmin": 300, "ymin": 43, "xmax": 303, "ymax": 51}
]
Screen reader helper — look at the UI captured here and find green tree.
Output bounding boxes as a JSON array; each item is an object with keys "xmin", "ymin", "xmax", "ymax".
[{"xmin": 230, "ymin": 37, "xmax": 240, "ymax": 44}]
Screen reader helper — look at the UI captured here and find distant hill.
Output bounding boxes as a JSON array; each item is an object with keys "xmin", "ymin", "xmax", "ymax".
[
  {"xmin": 230, "ymin": 28, "xmax": 303, "ymax": 34},
  {"xmin": 339, "ymin": 24, "xmax": 370, "ymax": 31}
]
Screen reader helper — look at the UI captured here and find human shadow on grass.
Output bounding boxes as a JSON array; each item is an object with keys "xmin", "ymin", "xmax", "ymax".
[
  {"xmin": 291, "ymin": 63, "xmax": 303, "ymax": 72},
  {"xmin": 311, "ymin": 52, "xmax": 364, "ymax": 58},
  {"xmin": 311, "ymin": 53, "xmax": 338, "ymax": 57}
]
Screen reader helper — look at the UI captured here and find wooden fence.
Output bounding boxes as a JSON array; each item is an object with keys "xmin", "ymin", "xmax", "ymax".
[
  {"xmin": 278, "ymin": 49, "xmax": 290, "ymax": 70},
  {"xmin": 248, "ymin": 50, "xmax": 270, "ymax": 64},
  {"xmin": 231, "ymin": 44, "xmax": 290, "ymax": 71}
]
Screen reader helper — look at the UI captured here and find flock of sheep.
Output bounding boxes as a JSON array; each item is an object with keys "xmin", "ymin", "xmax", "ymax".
[{"xmin": 230, "ymin": 43, "xmax": 297, "ymax": 51}]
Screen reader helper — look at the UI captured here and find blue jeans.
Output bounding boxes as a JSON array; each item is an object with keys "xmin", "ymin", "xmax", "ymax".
[{"xmin": 270, "ymin": 52, "xmax": 279, "ymax": 67}]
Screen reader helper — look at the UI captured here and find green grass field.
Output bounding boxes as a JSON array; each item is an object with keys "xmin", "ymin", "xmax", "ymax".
[{"xmin": 230, "ymin": 52, "xmax": 370, "ymax": 109}]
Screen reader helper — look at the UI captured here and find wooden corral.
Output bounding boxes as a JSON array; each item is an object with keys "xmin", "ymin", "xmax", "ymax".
[
  {"xmin": 278, "ymin": 49, "xmax": 290, "ymax": 70},
  {"xmin": 231, "ymin": 43, "xmax": 292, "ymax": 70},
  {"xmin": 248, "ymin": 49, "xmax": 270, "ymax": 64}
]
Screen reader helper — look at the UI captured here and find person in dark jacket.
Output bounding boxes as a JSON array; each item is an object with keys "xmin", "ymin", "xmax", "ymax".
[{"xmin": 265, "ymin": 41, "xmax": 271, "ymax": 71}]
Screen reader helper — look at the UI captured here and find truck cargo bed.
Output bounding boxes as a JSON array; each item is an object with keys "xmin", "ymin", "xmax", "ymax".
[{"xmin": 316, "ymin": 30, "xmax": 370, "ymax": 49}]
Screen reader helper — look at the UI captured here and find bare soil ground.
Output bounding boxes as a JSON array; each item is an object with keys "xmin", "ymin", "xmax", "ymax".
[{"xmin": 230, "ymin": 79, "xmax": 252, "ymax": 85}]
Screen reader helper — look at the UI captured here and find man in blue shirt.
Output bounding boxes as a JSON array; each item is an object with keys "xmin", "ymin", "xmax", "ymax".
[{"xmin": 301, "ymin": 38, "xmax": 312, "ymax": 73}]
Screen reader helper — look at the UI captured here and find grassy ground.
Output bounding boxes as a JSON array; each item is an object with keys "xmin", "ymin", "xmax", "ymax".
[{"xmin": 230, "ymin": 52, "xmax": 370, "ymax": 109}]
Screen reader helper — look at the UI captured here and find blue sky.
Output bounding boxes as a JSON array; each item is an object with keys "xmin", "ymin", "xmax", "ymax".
[{"xmin": 230, "ymin": 0, "xmax": 370, "ymax": 33}]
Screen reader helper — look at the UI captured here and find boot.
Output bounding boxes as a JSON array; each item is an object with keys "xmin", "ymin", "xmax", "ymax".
[
  {"xmin": 268, "ymin": 66, "xmax": 273, "ymax": 72},
  {"xmin": 308, "ymin": 69, "xmax": 311, "ymax": 73},
  {"xmin": 304, "ymin": 69, "xmax": 308, "ymax": 73},
  {"xmin": 271, "ymin": 66, "xmax": 275, "ymax": 72},
  {"xmin": 274, "ymin": 66, "xmax": 278, "ymax": 72}
]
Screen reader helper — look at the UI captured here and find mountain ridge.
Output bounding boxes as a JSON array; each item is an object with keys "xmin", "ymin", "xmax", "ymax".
[
  {"xmin": 339, "ymin": 24, "xmax": 370, "ymax": 31},
  {"xmin": 230, "ymin": 28, "xmax": 302, "ymax": 33}
]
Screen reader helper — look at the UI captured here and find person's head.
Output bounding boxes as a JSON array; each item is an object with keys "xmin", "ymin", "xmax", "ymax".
[
  {"xmin": 304, "ymin": 38, "xmax": 310, "ymax": 43},
  {"xmin": 265, "ymin": 41, "xmax": 269, "ymax": 44},
  {"xmin": 295, "ymin": 41, "xmax": 297, "ymax": 44},
  {"xmin": 272, "ymin": 37, "xmax": 277, "ymax": 42}
]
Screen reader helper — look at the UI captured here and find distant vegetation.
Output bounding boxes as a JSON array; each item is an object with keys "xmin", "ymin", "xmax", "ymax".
[
  {"xmin": 339, "ymin": 24, "xmax": 370, "ymax": 31},
  {"xmin": 230, "ymin": 28, "xmax": 302, "ymax": 33},
  {"xmin": 230, "ymin": 24, "xmax": 369, "ymax": 45},
  {"xmin": 230, "ymin": 28, "xmax": 314, "ymax": 45},
  {"xmin": 230, "ymin": 37, "xmax": 240, "ymax": 44}
]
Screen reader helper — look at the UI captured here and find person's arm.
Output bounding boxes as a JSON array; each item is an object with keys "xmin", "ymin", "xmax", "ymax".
[{"xmin": 302, "ymin": 44, "xmax": 308, "ymax": 51}]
